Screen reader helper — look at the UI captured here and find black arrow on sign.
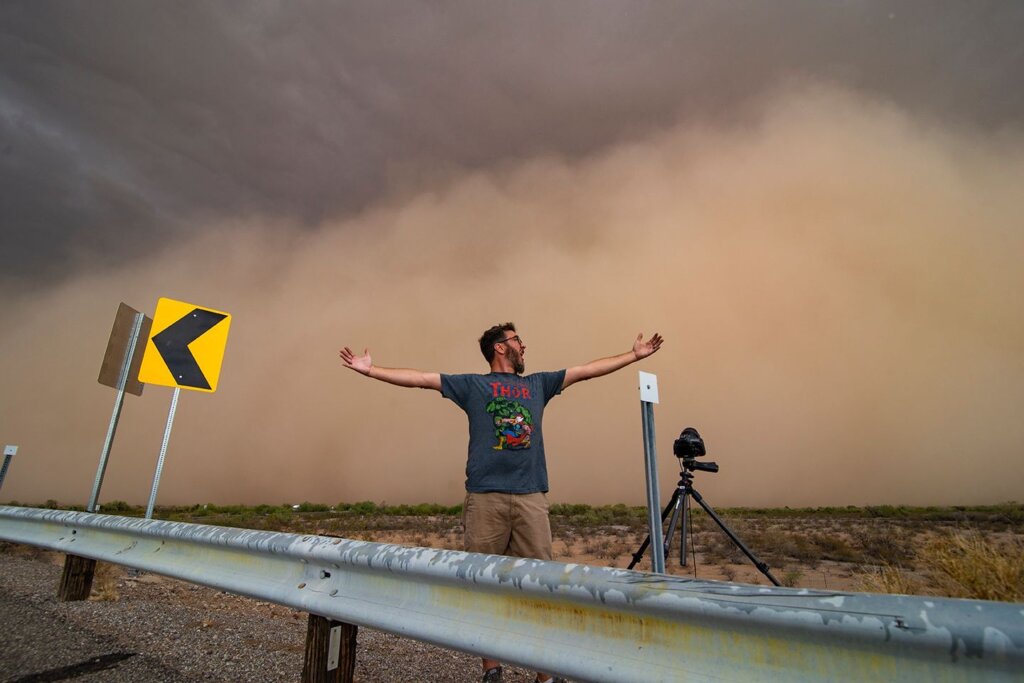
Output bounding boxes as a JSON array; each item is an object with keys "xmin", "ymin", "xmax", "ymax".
[{"xmin": 152, "ymin": 308, "xmax": 228, "ymax": 390}]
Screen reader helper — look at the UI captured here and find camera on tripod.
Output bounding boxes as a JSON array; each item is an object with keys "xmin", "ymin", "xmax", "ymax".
[
  {"xmin": 630, "ymin": 424, "xmax": 780, "ymax": 584},
  {"xmin": 673, "ymin": 427, "xmax": 718, "ymax": 473}
]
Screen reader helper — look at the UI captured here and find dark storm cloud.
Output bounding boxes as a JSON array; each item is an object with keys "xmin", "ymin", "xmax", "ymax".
[{"xmin": 2, "ymin": 1, "xmax": 1022, "ymax": 285}]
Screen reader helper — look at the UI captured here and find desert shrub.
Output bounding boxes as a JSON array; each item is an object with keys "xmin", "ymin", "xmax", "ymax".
[
  {"xmin": 100, "ymin": 500, "xmax": 136, "ymax": 514},
  {"xmin": 852, "ymin": 526, "xmax": 916, "ymax": 567},
  {"xmin": 550, "ymin": 503, "xmax": 592, "ymax": 516},
  {"xmin": 555, "ymin": 540, "xmax": 575, "ymax": 559},
  {"xmin": 781, "ymin": 568, "xmax": 803, "ymax": 587},
  {"xmin": 296, "ymin": 502, "xmax": 330, "ymax": 512},
  {"xmin": 749, "ymin": 527, "xmax": 798, "ymax": 565},
  {"xmin": 858, "ymin": 564, "xmax": 923, "ymax": 595},
  {"xmin": 858, "ymin": 531, "xmax": 1024, "ymax": 601},
  {"xmin": 865, "ymin": 505, "xmax": 911, "ymax": 518},
  {"xmin": 262, "ymin": 512, "xmax": 292, "ymax": 530},
  {"xmin": 925, "ymin": 531, "xmax": 1024, "ymax": 602},
  {"xmin": 808, "ymin": 533, "xmax": 862, "ymax": 563},
  {"xmin": 687, "ymin": 513, "xmax": 714, "ymax": 533},
  {"xmin": 253, "ymin": 504, "xmax": 288, "ymax": 514},
  {"xmin": 207, "ymin": 503, "xmax": 248, "ymax": 515},
  {"xmin": 555, "ymin": 527, "xmax": 578, "ymax": 545},
  {"xmin": 383, "ymin": 502, "xmax": 458, "ymax": 516},
  {"xmin": 702, "ymin": 532, "xmax": 744, "ymax": 564},
  {"xmin": 549, "ymin": 504, "xmax": 647, "ymax": 529},
  {"xmin": 339, "ymin": 501, "xmax": 379, "ymax": 515},
  {"xmin": 788, "ymin": 535, "xmax": 822, "ymax": 568},
  {"xmin": 605, "ymin": 538, "xmax": 633, "ymax": 560}
]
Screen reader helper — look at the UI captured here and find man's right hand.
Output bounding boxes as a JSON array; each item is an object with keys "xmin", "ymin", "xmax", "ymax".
[
  {"xmin": 338, "ymin": 347, "xmax": 441, "ymax": 390},
  {"xmin": 339, "ymin": 347, "xmax": 373, "ymax": 375}
]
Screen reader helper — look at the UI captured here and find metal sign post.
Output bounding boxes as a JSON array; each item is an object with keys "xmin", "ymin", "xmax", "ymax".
[
  {"xmin": 146, "ymin": 387, "xmax": 181, "ymax": 519},
  {"xmin": 638, "ymin": 371, "xmax": 665, "ymax": 573},
  {"xmin": 138, "ymin": 297, "xmax": 232, "ymax": 518},
  {"xmin": 0, "ymin": 445, "xmax": 18, "ymax": 491},
  {"xmin": 88, "ymin": 308, "xmax": 148, "ymax": 512},
  {"xmin": 61, "ymin": 303, "xmax": 153, "ymax": 602}
]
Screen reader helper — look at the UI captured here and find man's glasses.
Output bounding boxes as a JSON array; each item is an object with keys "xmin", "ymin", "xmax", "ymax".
[{"xmin": 496, "ymin": 335, "xmax": 522, "ymax": 346}]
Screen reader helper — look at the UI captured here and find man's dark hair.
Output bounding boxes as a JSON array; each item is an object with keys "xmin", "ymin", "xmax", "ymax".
[{"xmin": 479, "ymin": 322, "xmax": 516, "ymax": 363}]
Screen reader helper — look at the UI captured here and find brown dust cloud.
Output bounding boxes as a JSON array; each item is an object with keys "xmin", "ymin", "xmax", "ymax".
[{"xmin": 2, "ymin": 84, "xmax": 1022, "ymax": 509}]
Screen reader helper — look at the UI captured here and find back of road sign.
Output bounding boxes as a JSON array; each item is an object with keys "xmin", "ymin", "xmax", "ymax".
[
  {"xmin": 137, "ymin": 298, "xmax": 232, "ymax": 393},
  {"xmin": 97, "ymin": 302, "xmax": 152, "ymax": 396}
]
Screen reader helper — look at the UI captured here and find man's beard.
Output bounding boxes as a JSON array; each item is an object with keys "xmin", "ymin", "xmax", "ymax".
[{"xmin": 511, "ymin": 349, "xmax": 525, "ymax": 375}]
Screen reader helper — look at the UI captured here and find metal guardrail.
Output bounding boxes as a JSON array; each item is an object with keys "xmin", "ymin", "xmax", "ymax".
[{"xmin": 1, "ymin": 506, "xmax": 1021, "ymax": 682}]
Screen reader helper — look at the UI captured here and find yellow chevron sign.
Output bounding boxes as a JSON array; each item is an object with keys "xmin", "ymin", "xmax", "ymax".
[{"xmin": 138, "ymin": 298, "xmax": 232, "ymax": 392}]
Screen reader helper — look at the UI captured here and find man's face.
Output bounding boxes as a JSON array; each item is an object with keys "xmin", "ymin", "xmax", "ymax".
[{"xmin": 499, "ymin": 333, "xmax": 526, "ymax": 375}]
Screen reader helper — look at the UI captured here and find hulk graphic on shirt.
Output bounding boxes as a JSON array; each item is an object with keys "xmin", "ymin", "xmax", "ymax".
[{"xmin": 485, "ymin": 397, "xmax": 534, "ymax": 450}]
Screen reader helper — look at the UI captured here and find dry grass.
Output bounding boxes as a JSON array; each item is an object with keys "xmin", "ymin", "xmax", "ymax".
[
  {"xmin": 858, "ymin": 531, "xmax": 1024, "ymax": 601},
  {"xmin": 925, "ymin": 531, "xmax": 1024, "ymax": 601},
  {"xmin": 857, "ymin": 563, "xmax": 924, "ymax": 596},
  {"xmin": 88, "ymin": 561, "xmax": 121, "ymax": 601}
]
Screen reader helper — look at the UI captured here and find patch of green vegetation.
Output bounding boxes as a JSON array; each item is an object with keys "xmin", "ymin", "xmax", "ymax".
[
  {"xmin": 550, "ymin": 503, "xmax": 648, "ymax": 530},
  {"xmin": 98, "ymin": 500, "xmax": 142, "ymax": 515},
  {"xmin": 712, "ymin": 502, "xmax": 1022, "ymax": 526}
]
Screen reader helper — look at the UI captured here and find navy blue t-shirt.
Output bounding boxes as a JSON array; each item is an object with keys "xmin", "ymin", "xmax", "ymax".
[{"xmin": 441, "ymin": 370, "xmax": 566, "ymax": 493}]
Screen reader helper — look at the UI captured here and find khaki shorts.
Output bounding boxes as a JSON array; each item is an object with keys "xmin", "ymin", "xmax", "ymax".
[{"xmin": 463, "ymin": 491, "xmax": 552, "ymax": 561}]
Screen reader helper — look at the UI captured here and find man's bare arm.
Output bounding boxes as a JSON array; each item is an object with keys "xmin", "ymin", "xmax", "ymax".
[
  {"xmin": 562, "ymin": 333, "xmax": 663, "ymax": 391},
  {"xmin": 338, "ymin": 347, "xmax": 442, "ymax": 391}
]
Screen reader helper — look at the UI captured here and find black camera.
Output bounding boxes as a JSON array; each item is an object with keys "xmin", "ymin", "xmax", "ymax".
[{"xmin": 673, "ymin": 427, "xmax": 719, "ymax": 473}]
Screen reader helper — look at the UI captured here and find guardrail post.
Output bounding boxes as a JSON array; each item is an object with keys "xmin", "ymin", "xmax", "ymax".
[
  {"xmin": 302, "ymin": 613, "xmax": 357, "ymax": 683},
  {"xmin": 57, "ymin": 553, "xmax": 97, "ymax": 601}
]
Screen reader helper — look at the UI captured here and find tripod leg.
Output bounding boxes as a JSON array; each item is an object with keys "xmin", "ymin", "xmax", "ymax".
[
  {"xmin": 689, "ymin": 487, "xmax": 781, "ymax": 586},
  {"xmin": 628, "ymin": 488, "xmax": 679, "ymax": 570},
  {"xmin": 680, "ymin": 492, "xmax": 690, "ymax": 566},
  {"xmin": 663, "ymin": 491, "xmax": 684, "ymax": 561}
]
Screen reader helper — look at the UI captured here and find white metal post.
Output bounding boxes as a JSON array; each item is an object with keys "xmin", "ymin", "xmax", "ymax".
[
  {"xmin": 639, "ymin": 371, "xmax": 665, "ymax": 573},
  {"xmin": 88, "ymin": 312, "xmax": 146, "ymax": 512},
  {"xmin": 146, "ymin": 386, "xmax": 181, "ymax": 519}
]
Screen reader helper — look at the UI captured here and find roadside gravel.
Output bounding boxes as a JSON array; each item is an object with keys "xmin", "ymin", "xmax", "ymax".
[{"xmin": 0, "ymin": 548, "xmax": 541, "ymax": 682}]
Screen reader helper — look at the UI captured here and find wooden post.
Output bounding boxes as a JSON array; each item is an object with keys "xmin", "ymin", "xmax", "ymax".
[
  {"xmin": 57, "ymin": 554, "xmax": 97, "ymax": 601},
  {"xmin": 302, "ymin": 613, "xmax": 357, "ymax": 683}
]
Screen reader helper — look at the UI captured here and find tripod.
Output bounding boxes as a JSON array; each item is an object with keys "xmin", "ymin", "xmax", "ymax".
[{"xmin": 628, "ymin": 467, "xmax": 781, "ymax": 586}]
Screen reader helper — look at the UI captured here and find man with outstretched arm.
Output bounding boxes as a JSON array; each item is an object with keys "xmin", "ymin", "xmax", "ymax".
[{"xmin": 339, "ymin": 323, "xmax": 663, "ymax": 683}]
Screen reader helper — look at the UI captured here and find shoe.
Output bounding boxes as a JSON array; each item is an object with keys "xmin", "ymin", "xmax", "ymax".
[{"xmin": 482, "ymin": 666, "xmax": 503, "ymax": 682}]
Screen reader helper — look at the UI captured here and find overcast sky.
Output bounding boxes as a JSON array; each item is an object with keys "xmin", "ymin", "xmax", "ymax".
[
  {"xmin": 3, "ymin": 2, "xmax": 1022, "ymax": 286},
  {"xmin": 2, "ymin": 2, "xmax": 1023, "ymax": 508}
]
